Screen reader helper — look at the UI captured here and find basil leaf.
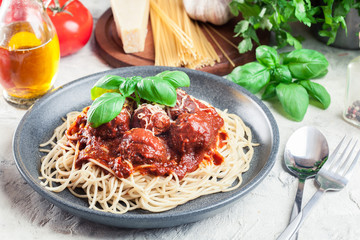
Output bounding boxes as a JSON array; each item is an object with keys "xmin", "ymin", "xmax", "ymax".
[
  {"xmin": 272, "ymin": 65, "xmax": 292, "ymax": 83},
  {"xmin": 262, "ymin": 83, "xmax": 278, "ymax": 100},
  {"xmin": 137, "ymin": 76, "xmax": 177, "ymax": 106},
  {"xmin": 119, "ymin": 76, "xmax": 141, "ymax": 97},
  {"xmin": 256, "ymin": 45, "xmax": 280, "ymax": 67},
  {"xmin": 91, "ymin": 75, "xmax": 126, "ymax": 100},
  {"xmin": 283, "ymin": 49, "xmax": 329, "ymax": 80},
  {"xmin": 226, "ymin": 62, "xmax": 270, "ymax": 93},
  {"xmin": 299, "ymin": 80, "xmax": 331, "ymax": 109},
  {"xmin": 93, "ymin": 75, "xmax": 126, "ymax": 89},
  {"xmin": 87, "ymin": 92, "xmax": 125, "ymax": 128},
  {"xmin": 312, "ymin": 68, "xmax": 328, "ymax": 79},
  {"xmin": 279, "ymin": 51, "xmax": 290, "ymax": 63},
  {"xmin": 156, "ymin": 70, "xmax": 190, "ymax": 88},
  {"xmin": 276, "ymin": 83, "xmax": 309, "ymax": 121}
]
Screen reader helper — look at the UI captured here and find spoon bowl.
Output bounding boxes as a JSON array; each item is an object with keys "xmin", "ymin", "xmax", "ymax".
[{"xmin": 285, "ymin": 126, "xmax": 329, "ymax": 177}]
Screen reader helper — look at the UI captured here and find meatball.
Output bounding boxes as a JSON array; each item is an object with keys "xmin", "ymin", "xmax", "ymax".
[
  {"xmin": 132, "ymin": 104, "xmax": 170, "ymax": 135},
  {"xmin": 89, "ymin": 105, "xmax": 132, "ymax": 139},
  {"xmin": 199, "ymin": 107, "xmax": 224, "ymax": 131},
  {"xmin": 119, "ymin": 128, "xmax": 168, "ymax": 165},
  {"xmin": 169, "ymin": 111, "xmax": 218, "ymax": 154},
  {"xmin": 167, "ymin": 89, "xmax": 199, "ymax": 120}
]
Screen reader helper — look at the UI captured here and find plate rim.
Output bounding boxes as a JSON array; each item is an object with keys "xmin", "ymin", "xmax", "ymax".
[{"xmin": 13, "ymin": 66, "xmax": 279, "ymax": 227}]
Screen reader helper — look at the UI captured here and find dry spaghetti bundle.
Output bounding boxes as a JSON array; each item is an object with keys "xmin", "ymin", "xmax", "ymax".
[{"xmin": 150, "ymin": 0, "xmax": 220, "ymax": 69}]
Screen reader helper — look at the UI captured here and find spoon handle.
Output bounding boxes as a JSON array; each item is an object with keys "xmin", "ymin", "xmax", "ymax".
[
  {"xmin": 290, "ymin": 180, "xmax": 305, "ymax": 221},
  {"xmin": 289, "ymin": 180, "xmax": 305, "ymax": 240}
]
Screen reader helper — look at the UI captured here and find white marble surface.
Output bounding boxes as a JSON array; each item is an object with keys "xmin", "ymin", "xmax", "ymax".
[{"xmin": 1, "ymin": 1, "xmax": 360, "ymax": 239}]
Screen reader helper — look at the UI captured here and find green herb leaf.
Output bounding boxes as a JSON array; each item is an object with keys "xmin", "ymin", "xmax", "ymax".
[
  {"xmin": 299, "ymin": 80, "xmax": 331, "ymax": 109},
  {"xmin": 234, "ymin": 1, "xmax": 261, "ymax": 19},
  {"xmin": 226, "ymin": 62, "xmax": 270, "ymax": 93},
  {"xmin": 279, "ymin": 51, "xmax": 290, "ymax": 63},
  {"xmin": 276, "ymin": 83, "xmax": 309, "ymax": 121},
  {"xmin": 119, "ymin": 77, "xmax": 141, "ymax": 97},
  {"xmin": 313, "ymin": 68, "xmax": 328, "ymax": 79},
  {"xmin": 272, "ymin": 65, "xmax": 292, "ymax": 83},
  {"xmin": 137, "ymin": 76, "xmax": 177, "ymax": 106},
  {"xmin": 90, "ymin": 75, "xmax": 126, "ymax": 100},
  {"xmin": 285, "ymin": 32, "xmax": 302, "ymax": 49},
  {"xmin": 87, "ymin": 92, "xmax": 125, "ymax": 128},
  {"xmin": 262, "ymin": 83, "xmax": 278, "ymax": 100},
  {"xmin": 229, "ymin": 1, "xmax": 241, "ymax": 16},
  {"xmin": 256, "ymin": 45, "xmax": 280, "ymax": 67},
  {"xmin": 283, "ymin": 49, "xmax": 329, "ymax": 80},
  {"xmin": 244, "ymin": 27, "xmax": 260, "ymax": 44},
  {"xmin": 234, "ymin": 20, "xmax": 249, "ymax": 37},
  {"xmin": 156, "ymin": 70, "xmax": 190, "ymax": 88},
  {"xmin": 238, "ymin": 38, "xmax": 253, "ymax": 54}
]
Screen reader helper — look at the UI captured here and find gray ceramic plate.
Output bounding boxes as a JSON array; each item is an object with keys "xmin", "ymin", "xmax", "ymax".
[{"xmin": 13, "ymin": 66, "xmax": 279, "ymax": 229}]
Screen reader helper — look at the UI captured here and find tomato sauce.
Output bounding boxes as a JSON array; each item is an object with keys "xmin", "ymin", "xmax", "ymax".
[{"xmin": 66, "ymin": 90, "xmax": 227, "ymax": 179}]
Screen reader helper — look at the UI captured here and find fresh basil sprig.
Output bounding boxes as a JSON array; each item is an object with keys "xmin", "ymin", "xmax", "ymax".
[
  {"xmin": 87, "ymin": 70, "xmax": 190, "ymax": 128},
  {"xmin": 226, "ymin": 45, "xmax": 330, "ymax": 122}
]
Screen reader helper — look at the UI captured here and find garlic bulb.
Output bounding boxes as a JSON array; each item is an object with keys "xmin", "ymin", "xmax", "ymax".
[{"xmin": 183, "ymin": 0, "xmax": 233, "ymax": 25}]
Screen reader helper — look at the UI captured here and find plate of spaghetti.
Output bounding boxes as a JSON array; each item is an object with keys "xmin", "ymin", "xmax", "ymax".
[{"xmin": 13, "ymin": 66, "xmax": 279, "ymax": 228}]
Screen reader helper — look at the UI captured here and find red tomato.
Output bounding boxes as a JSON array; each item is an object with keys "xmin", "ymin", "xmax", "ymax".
[{"xmin": 46, "ymin": 0, "xmax": 93, "ymax": 56}]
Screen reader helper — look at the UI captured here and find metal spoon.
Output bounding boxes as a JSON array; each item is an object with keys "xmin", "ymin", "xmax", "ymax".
[{"xmin": 284, "ymin": 126, "xmax": 329, "ymax": 239}]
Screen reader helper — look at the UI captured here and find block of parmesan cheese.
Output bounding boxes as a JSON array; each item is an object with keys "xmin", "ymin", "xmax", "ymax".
[{"xmin": 110, "ymin": 0, "xmax": 150, "ymax": 53}]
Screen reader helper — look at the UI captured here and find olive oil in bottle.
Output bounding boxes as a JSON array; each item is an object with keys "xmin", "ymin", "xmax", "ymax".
[{"xmin": 0, "ymin": 0, "xmax": 60, "ymax": 108}]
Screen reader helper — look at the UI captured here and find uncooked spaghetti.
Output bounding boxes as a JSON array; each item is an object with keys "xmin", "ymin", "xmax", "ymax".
[{"xmin": 150, "ymin": 0, "xmax": 221, "ymax": 69}]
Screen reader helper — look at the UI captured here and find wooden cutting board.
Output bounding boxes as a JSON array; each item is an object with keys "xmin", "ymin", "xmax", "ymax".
[{"xmin": 95, "ymin": 9, "xmax": 270, "ymax": 76}]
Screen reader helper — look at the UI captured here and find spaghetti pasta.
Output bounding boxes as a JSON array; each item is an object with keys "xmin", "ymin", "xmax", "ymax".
[
  {"xmin": 39, "ymin": 105, "xmax": 256, "ymax": 214},
  {"xmin": 150, "ymin": 0, "xmax": 221, "ymax": 69}
]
